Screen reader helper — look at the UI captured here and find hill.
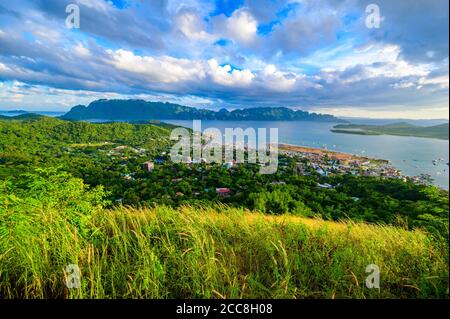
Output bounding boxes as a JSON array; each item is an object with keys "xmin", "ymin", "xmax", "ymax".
[
  {"xmin": 0, "ymin": 118, "xmax": 448, "ymax": 299},
  {"xmin": 331, "ymin": 122, "xmax": 449, "ymax": 140},
  {"xmin": 1, "ymin": 175, "xmax": 448, "ymax": 298},
  {"xmin": 0, "ymin": 113, "xmax": 45, "ymax": 121},
  {"xmin": 61, "ymin": 99, "xmax": 346, "ymax": 122}
]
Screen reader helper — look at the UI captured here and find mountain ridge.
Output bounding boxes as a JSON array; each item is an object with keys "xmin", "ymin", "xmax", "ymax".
[{"xmin": 61, "ymin": 99, "xmax": 346, "ymax": 122}]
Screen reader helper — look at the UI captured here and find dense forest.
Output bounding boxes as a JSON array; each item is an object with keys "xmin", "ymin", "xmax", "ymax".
[{"xmin": 1, "ymin": 116, "xmax": 448, "ymax": 240}]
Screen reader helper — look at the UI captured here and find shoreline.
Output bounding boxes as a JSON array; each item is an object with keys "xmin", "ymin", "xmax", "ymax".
[
  {"xmin": 277, "ymin": 143, "xmax": 386, "ymax": 163},
  {"xmin": 278, "ymin": 143, "xmax": 449, "ymax": 191}
]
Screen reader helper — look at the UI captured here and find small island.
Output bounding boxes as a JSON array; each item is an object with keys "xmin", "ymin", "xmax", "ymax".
[{"xmin": 331, "ymin": 122, "xmax": 449, "ymax": 140}]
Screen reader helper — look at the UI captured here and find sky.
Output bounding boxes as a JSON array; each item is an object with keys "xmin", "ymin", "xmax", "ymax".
[{"xmin": 0, "ymin": 0, "xmax": 448, "ymax": 119}]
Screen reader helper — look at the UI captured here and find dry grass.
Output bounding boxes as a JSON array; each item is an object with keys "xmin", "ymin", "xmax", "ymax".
[{"xmin": 0, "ymin": 205, "xmax": 448, "ymax": 299}]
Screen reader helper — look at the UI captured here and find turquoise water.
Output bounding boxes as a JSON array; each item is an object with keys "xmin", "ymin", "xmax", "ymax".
[{"xmin": 166, "ymin": 120, "xmax": 449, "ymax": 190}]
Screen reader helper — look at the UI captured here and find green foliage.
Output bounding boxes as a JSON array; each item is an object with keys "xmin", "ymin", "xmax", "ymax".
[
  {"xmin": 0, "ymin": 168, "xmax": 108, "ymax": 238},
  {"xmin": 249, "ymin": 185, "xmax": 313, "ymax": 216},
  {"xmin": 0, "ymin": 117, "xmax": 448, "ymax": 299},
  {"xmin": 0, "ymin": 117, "xmax": 448, "ymax": 240},
  {"xmin": 0, "ymin": 202, "xmax": 447, "ymax": 299}
]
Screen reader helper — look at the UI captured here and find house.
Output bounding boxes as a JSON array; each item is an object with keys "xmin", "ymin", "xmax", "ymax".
[
  {"xmin": 175, "ymin": 192, "xmax": 184, "ymax": 197},
  {"xmin": 122, "ymin": 174, "xmax": 135, "ymax": 181},
  {"xmin": 270, "ymin": 181, "xmax": 286, "ymax": 185},
  {"xmin": 216, "ymin": 188, "xmax": 231, "ymax": 197},
  {"xmin": 317, "ymin": 183, "xmax": 334, "ymax": 189},
  {"xmin": 143, "ymin": 161, "xmax": 155, "ymax": 172},
  {"xmin": 316, "ymin": 167, "xmax": 328, "ymax": 177},
  {"xmin": 223, "ymin": 161, "xmax": 234, "ymax": 169},
  {"xmin": 183, "ymin": 156, "xmax": 192, "ymax": 164}
]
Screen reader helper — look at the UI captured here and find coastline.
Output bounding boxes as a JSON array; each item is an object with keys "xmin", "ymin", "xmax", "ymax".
[{"xmin": 277, "ymin": 143, "xmax": 386, "ymax": 163}]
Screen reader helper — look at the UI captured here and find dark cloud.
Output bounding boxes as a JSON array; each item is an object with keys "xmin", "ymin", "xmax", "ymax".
[
  {"xmin": 352, "ymin": 0, "xmax": 449, "ymax": 63},
  {"xmin": 33, "ymin": 0, "xmax": 168, "ymax": 51}
]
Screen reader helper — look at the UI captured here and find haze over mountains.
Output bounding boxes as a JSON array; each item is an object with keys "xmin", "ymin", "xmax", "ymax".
[{"xmin": 61, "ymin": 99, "xmax": 346, "ymax": 122}]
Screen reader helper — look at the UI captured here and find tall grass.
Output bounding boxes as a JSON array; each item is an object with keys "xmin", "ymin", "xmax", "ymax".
[{"xmin": 0, "ymin": 205, "xmax": 448, "ymax": 299}]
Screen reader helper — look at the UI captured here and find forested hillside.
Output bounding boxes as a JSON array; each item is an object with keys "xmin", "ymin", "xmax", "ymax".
[
  {"xmin": 0, "ymin": 117, "xmax": 448, "ymax": 299},
  {"xmin": 61, "ymin": 99, "xmax": 345, "ymax": 122}
]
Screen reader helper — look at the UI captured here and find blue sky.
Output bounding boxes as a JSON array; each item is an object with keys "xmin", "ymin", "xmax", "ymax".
[{"xmin": 0, "ymin": 0, "xmax": 448, "ymax": 119}]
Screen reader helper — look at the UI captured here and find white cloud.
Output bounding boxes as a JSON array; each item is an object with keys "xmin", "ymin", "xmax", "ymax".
[
  {"xmin": 391, "ymin": 81, "xmax": 416, "ymax": 89},
  {"xmin": 312, "ymin": 105, "xmax": 449, "ymax": 120},
  {"xmin": 74, "ymin": 44, "xmax": 91, "ymax": 57},
  {"xmin": 175, "ymin": 9, "xmax": 215, "ymax": 42},
  {"xmin": 108, "ymin": 49, "xmax": 255, "ymax": 87},
  {"xmin": 418, "ymin": 75, "xmax": 449, "ymax": 89},
  {"xmin": 311, "ymin": 43, "xmax": 436, "ymax": 85},
  {"xmin": 108, "ymin": 49, "xmax": 206, "ymax": 83},
  {"xmin": 260, "ymin": 64, "xmax": 298, "ymax": 91},
  {"xmin": 207, "ymin": 59, "xmax": 255, "ymax": 86},
  {"xmin": 214, "ymin": 9, "xmax": 258, "ymax": 45}
]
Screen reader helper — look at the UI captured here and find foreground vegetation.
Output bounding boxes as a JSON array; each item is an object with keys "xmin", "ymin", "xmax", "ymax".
[
  {"xmin": 0, "ymin": 170, "xmax": 448, "ymax": 298},
  {"xmin": 0, "ymin": 117, "xmax": 448, "ymax": 298},
  {"xmin": 1, "ymin": 117, "xmax": 448, "ymax": 241}
]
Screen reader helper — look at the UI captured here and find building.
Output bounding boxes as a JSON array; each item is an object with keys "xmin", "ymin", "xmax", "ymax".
[
  {"xmin": 317, "ymin": 183, "xmax": 334, "ymax": 189},
  {"xmin": 223, "ymin": 161, "xmax": 234, "ymax": 169},
  {"xmin": 143, "ymin": 161, "xmax": 155, "ymax": 172},
  {"xmin": 216, "ymin": 188, "xmax": 231, "ymax": 197}
]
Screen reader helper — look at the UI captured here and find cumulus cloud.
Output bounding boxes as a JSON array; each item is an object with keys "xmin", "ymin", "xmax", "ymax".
[
  {"xmin": 212, "ymin": 8, "xmax": 258, "ymax": 45},
  {"xmin": 175, "ymin": 8, "xmax": 215, "ymax": 42},
  {"xmin": 108, "ymin": 49, "xmax": 206, "ymax": 83},
  {"xmin": 0, "ymin": 0, "xmax": 447, "ymax": 119}
]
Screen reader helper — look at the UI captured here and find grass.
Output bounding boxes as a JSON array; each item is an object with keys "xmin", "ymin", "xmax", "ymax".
[{"xmin": 0, "ymin": 205, "xmax": 448, "ymax": 299}]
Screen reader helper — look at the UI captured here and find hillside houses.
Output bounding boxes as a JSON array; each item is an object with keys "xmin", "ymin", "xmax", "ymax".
[
  {"xmin": 285, "ymin": 147, "xmax": 403, "ymax": 181},
  {"xmin": 216, "ymin": 188, "xmax": 231, "ymax": 197},
  {"xmin": 143, "ymin": 161, "xmax": 154, "ymax": 172}
]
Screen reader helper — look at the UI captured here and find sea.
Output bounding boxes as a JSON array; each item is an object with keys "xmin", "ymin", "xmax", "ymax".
[
  {"xmin": 1, "ymin": 111, "xmax": 448, "ymax": 189},
  {"xmin": 165, "ymin": 120, "xmax": 449, "ymax": 190}
]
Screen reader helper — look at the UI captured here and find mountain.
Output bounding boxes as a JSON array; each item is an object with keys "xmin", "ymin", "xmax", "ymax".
[
  {"xmin": 331, "ymin": 122, "xmax": 449, "ymax": 140},
  {"xmin": 1, "ymin": 110, "xmax": 29, "ymax": 114},
  {"xmin": 61, "ymin": 99, "xmax": 346, "ymax": 122}
]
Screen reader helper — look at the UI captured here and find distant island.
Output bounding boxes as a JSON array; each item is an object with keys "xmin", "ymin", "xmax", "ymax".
[
  {"xmin": 1, "ymin": 110, "xmax": 29, "ymax": 114},
  {"xmin": 0, "ymin": 113, "xmax": 45, "ymax": 120},
  {"xmin": 331, "ymin": 122, "xmax": 449, "ymax": 140},
  {"xmin": 61, "ymin": 99, "xmax": 346, "ymax": 122}
]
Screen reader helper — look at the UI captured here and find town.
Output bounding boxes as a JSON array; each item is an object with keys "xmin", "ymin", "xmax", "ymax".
[{"xmin": 67, "ymin": 136, "xmax": 435, "ymax": 206}]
